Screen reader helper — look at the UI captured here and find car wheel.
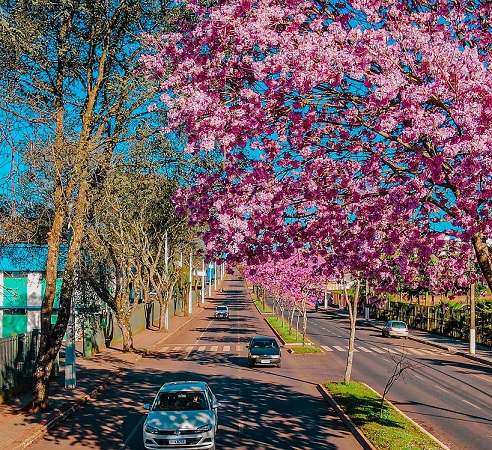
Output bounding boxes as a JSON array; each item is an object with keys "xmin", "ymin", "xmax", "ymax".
[
  {"xmin": 277, "ymin": 362, "xmax": 281, "ymax": 368},
  {"xmin": 381, "ymin": 331, "xmax": 385, "ymax": 337},
  {"xmin": 248, "ymin": 360, "xmax": 253, "ymax": 368}
]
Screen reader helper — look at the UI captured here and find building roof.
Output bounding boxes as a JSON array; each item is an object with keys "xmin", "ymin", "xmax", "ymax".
[{"xmin": 0, "ymin": 243, "xmax": 67, "ymax": 272}]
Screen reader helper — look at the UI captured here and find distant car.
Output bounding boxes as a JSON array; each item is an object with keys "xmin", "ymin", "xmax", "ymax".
[
  {"xmin": 214, "ymin": 305, "xmax": 229, "ymax": 319},
  {"xmin": 247, "ymin": 335, "xmax": 282, "ymax": 368},
  {"xmin": 143, "ymin": 381, "xmax": 220, "ymax": 450},
  {"xmin": 382, "ymin": 320, "xmax": 409, "ymax": 338}
]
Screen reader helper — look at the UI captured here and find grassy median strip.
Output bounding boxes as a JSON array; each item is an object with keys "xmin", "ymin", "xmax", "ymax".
[
  {"xmin": 324, "ymin": 381, "xmax": 444, "ymax": 450},
  {"xmin": 251, "ymin": 294, "xmax": 272, "ymax": 314}
]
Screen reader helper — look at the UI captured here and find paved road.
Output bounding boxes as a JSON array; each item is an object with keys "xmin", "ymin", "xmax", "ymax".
[
  {"xmin": 27, "ymin": 277, "xmax": 362, "ymax": 450},
  {"xmin": 307, "ymin": 310, "xmax": 492, "ymax": 450}
]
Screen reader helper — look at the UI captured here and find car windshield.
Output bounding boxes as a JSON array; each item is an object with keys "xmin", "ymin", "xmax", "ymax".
[
  {"xmin": 216, "ymin": 307, "xmax": 227, "ymax": 311},
  {"xmin": 252, "ymin": 340, "xmax": 278, "ymax": 348},
  {"xmin": 154, "ymin": 391, "xmax": 208, "ymax": 411},
  {"xmin": 391, "ymin": 322, "xmax": 406, "ymax": 328}
]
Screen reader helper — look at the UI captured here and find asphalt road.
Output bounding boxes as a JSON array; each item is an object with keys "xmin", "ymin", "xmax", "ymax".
[
  {"xmin": 27, "ymin": 277, "xmax": 362, "ymax": 450},
  {"xmin": 307, "ymin": 309, "xmax": 492, "ymax": 450}
]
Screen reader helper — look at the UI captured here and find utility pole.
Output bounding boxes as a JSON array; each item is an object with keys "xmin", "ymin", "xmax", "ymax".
[
  {"xmin": 188, "ymin": 250, "xmax": 193, "ymax": 314},
  {"xmin": 470, "ymin": 282, "xmax": 476, "ymax": 355}
]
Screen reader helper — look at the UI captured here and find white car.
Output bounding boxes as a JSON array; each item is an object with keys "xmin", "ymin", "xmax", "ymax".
[
  {"xmin": 143, "ymin": 381, "xmax": 220, "ymax": 450},
  {"xmin": 214, "ymin": 305, "xmax": 229, "ymax": 319}
]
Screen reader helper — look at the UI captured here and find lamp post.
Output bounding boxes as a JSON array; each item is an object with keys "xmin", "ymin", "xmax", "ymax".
[
  {"xmin": 188, "ymin": 250, "xmax": 193, "ymax": 314},
  {"xmin": 65, "ymin": 222, "xmax": 76, "ymax": 389},
  {"xmin": 201, "ymin": 260, "xmax": 205, "ymax": 304},
  {"xmin": 470, "ymin": 281, "xmax": 476, "ymax": 355}
]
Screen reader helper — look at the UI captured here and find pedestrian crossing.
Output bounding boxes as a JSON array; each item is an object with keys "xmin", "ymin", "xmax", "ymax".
[
  {"xmin": 159, "ymin": 344, "xmax": 245, "ymax": 353},
  {"xmin": 157, "ymin": 343, "xmax": 444, "ymax": 356},
  {"xmin": 321, "ymin": 345, "xmax": 445, "ymax": 356}
]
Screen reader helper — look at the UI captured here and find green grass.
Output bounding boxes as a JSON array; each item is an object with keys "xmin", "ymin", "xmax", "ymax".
[
  {"xmin": 289, "ymin": 345, "xmax": 322, "ymax": 354},
  {"xmin": 324, "ymin": 382, "xmax": 443, "ymax": 450},
  {"xmin": 266, "ymin": 316, "xmax": 312, "ymax": 344},
  {"xmin": 251, "ymin": 294, "xmax": 272, "ymax": 314}
]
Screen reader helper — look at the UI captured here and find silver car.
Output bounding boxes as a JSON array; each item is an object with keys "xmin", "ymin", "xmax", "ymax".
[
  {"xmin": 382, "ymin": 320, "xmax": 409, "ymax": 338},
  {"xmin": 143, "ymin": 381, "xmax": 220, "ymax": 450}
]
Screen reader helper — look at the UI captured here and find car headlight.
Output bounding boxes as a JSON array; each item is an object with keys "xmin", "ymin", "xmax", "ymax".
[
  {"xmin": 250, "ymin": 355, "xmax": 259, "ymax": 359},
  {"xmin": 196, "ymin": 424, "xmax": 213, "ymax": 432},
  {"xmin": 271, "ymin": 355, "xmax": 280, "ymax": 359},
  {"xmin": 145, "ymin": 424, "xmax": 160, "ymax": 434}
]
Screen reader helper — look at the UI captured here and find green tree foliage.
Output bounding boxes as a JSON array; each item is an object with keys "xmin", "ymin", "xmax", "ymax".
[{"xmin": 0, "ymin": 0, "xmax": 189, "ymax": 412}]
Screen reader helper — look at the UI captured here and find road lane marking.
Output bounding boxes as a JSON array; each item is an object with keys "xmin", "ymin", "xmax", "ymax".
[
  {"xmin": 159, "ymin": 346, "xmax": 169, "ymax": 352},
  {"xmin": 358, "ymin": 347, "xmax": 372, "ymax": 352},
  {"xmin": 413, "ymin": 373, "xmax": 426, "ymax": 381},
  {"xmin": 405, "ymin": 348, "xmax": 426, "ymax": 355},
  {"xmin": 346, "ymin": 346, "xmax": 359, "ymax": 352},
  {"xmin": 198, "ymin": 346, "xmax": 206, "ymax": 351},
  {"xmin": 462, "ymin": 399, "xmax": 480, "ymax": 409},
  {"xmin": 435, "ymin": 385, "xmax": 449, "ymax": 393},
  {"xmin": 186, "ymin": 346, "xmax": 194, "ymax": 351},
  {"xmin": 369, "ymin": 347, "xmax": 386, "ymax": 354},
  {"xmin": 322, "ymin": 346, "xmax": 333, "ymax": 352},
  {"xmin": 471, "ymin": 373, "xmax": 492, "ymax": 383},
  {"xmin": 223, "ymin": 345, "xmax": 231, "ymax": 351},
  {"xmin": 172, "ymin": 346, "xmax": 182, "ymax": 351},
  {"xmin": 382, "ymin": 347, "xmax": 399, "ymax": 354},
  {"xmin": 211, "ymin": 345, "xmax": 218, "ymax": 351},
  {"xmin": 236, "ymin": 345, "xmax": 243, "ymax": 351},
  {"xmin": 334, "ymin": 346, "xmax": 345, "ymax": 352}
]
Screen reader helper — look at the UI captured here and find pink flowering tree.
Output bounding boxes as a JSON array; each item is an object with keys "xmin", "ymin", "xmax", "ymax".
[
  {"xmin": 141, "ymin": 0, "xmax": 491, "ymax": 295},
  {"xmin": 243, "ymin": 252, "xmax": 326, "ymax": 344}
]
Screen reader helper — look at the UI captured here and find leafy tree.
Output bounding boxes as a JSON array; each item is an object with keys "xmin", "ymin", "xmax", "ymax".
[
  {"xmin": 0, "ymin": 0, "xmax": 185, "ymax": 412},
  {"xmin": 142, "ymin": 0, "xmax": 492, "ymax": 297}
]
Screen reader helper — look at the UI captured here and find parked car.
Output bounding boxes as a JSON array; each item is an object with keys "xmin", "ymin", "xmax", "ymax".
[
  {"xmin": 382, "ymin": 320, "xmax": 409, "ymax": 338},
  {"xmin": 247, "ymin": 335, "xmax": 282, "ymax": 368},
  {"xmin": 143, "ymin": 381, "xmax": 220, "ymax": 450},
  {"xmin": 214, "ymin": 305, "xmax": 229, "ymax": 319}
]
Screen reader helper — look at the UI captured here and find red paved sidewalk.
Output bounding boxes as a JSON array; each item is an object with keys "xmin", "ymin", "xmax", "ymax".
[{"xmin": 0, "ymin": 297, "xmax": 218, "ymax": 450}]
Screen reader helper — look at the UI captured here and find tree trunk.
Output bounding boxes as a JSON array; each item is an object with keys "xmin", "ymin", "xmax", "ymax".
[
  {"xmin": 116, "ymin": 313, "xmax": 134, "ymax": 352},
  {"xmin": 344, "ymin": 279, "xmax": 361, "ymax": 384},
  {"xmin": 472, "ymin": 231, "xmax": 492, "ymax": 291},
  {"xmin": 158, "ymin": 300, "xmax": 168, "ymax": 331}
]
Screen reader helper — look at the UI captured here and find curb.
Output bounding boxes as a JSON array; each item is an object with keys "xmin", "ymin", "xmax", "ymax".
[
  {"xmin": 317, "ymin": 384, "xmax": 376, "ymax": 450},
  {"xmin": 362, "ymin": 383, "xmax": 451, "ymax": 450},
  {"xmin": 12, "ymin": 305, "xmax": 208, "ymax": 449}
]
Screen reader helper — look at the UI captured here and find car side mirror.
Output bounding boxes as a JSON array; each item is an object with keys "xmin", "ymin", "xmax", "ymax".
[
  {"xmin": 212, "ymin": 401, "xmax": 221, "ymax": 409},
  {"xmin": 144, "ymin": 403, "xmax": 151, "ymax": 410}
]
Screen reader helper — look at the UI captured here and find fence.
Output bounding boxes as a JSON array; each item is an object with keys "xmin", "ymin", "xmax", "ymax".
[
  {"xmin": 0, "ymin": 290, "xmax": 202, "ymax": 401},
  {"xmin": 370, "ymin": 301, "xmax": 492, "ymax": 346},
  {"xmin": 0, "ymin": 330, "xmax": 40, "ymax": 400}
]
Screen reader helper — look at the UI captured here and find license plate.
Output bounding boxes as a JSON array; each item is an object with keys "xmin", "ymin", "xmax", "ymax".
[
  {"xmin": 260, "ymin": 359, "xmax": 270, "ymax": 364},
  {"xmin": 169, "ymin": 438, "xmax": 186, "ymax": 444}
]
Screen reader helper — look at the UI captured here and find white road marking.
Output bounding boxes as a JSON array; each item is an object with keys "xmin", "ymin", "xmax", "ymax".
[
  {"xmin": 462, "ymin": 399, "xmax": 480, "ymax": 409},
  {"xmin": 471, "ymin": 373, "xmax": 492, "ymax": 383},
  {"xmin": 198, "ymin": 346, "xmax": 206, "ymax": 351},
  {"xmin": 435, "ymin": 385, "xmax": 449, "ymax": 393},
  {"xmin": 159, "ymin": 346, "xmax": 169, "ymax": 352},
  {"xmin": 236, "ymin": 345, "xmax": 243, "ymax": 351},
  {"xmin": 370, "ymin": 347, "xmax": 386, "ymax": 354},
  {"xmin": 186, "ymin": 346, "xmax": 194, "ymax": 351},
  {"xmin": 223, "ymin": 345, "xmax": 231, "ymax": 351},
  {"xmin": 413, "ymin": 373, "xmax": 426, "ymax": 381},
  {"xmin": 172, "ymin": 346, "xmax": 182, "ymax": 351},
  {"xmin": 334, "ymin": 346, "xmax": 345, "ymax": 352},
  {"xmin": 322, "ymin": 346, "xmax": 333, "ymax": 352},
  {"xmin": 211, "ymin": 345, "xmax": 218, "ymax": 351},
  {"xmin": 358, "ymin": 347, "xmax": 372, "ymax": 353}
]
